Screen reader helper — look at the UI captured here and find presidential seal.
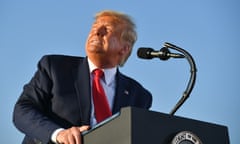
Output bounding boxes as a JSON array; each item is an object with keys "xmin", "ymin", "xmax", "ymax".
[{"xmin": 171, "ymin": 131, "xmax": 202, "ymax": 144}]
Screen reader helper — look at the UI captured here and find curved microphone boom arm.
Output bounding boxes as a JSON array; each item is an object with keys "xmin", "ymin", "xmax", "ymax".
[{"xmin": 163, "ymin": 42, "xmax": 197, "ymax": 115}]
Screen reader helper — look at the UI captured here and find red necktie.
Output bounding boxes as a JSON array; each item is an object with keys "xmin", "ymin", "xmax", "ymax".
[{"xmin": 92, "ymin": 69, "xmax": 112, "ymax": 123}]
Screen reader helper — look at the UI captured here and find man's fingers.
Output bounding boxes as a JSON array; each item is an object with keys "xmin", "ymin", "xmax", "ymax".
[
  {"xmin": 56, "ymin": 126, "xmax": 83, "ymax": 144},
  {"xmin": 70, "ymin": 127, "xmax": 82, "ymax": 144}
]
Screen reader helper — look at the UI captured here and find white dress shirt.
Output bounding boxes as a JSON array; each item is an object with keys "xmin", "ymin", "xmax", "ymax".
[{"xmin": 88, "ymin": 58, "xmax": 117, "ymax": 126}]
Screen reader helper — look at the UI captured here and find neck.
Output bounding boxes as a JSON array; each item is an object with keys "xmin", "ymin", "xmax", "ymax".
[
  {"xmin": 87, "ymin": 57, "xmax": 117, "ymax": 69},
  {"xmin": 87, "ymin": 57, "xmax": 118, "ymax": 69}
]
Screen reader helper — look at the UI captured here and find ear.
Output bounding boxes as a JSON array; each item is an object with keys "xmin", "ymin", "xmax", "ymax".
[{"xmin": 120, "ymin": 44, "xmax": 130, "ymax": 55}]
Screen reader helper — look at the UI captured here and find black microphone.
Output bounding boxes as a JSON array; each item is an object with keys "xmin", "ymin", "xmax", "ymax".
[{"xmin": 137, "ymin": 47, "xmax": 185, "ymax": 60}]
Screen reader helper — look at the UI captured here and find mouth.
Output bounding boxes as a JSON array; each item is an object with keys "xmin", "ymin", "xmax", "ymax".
[
  {"xmin": 88, "ymin": 37, "xmax": 103, "ymax": 46},
  {"xmin": 91, "ymin": 39, "xmax": 101, "ymax": 44}
]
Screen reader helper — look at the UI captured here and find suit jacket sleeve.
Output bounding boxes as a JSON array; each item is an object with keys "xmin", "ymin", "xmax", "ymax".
[{"xmin": 13, "ymin": 55, "xmax": 86, "ymax": 144}]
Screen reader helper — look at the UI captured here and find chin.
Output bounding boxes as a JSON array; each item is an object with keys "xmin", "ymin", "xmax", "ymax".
[{"xmin": 88, "ymin": 46, "xmax": 104, "ymax": 53}]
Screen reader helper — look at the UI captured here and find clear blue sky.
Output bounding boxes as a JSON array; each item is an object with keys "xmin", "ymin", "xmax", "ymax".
[{"xmin": 1, "ymin": 0, "xmax": 239, "ymax": 143}]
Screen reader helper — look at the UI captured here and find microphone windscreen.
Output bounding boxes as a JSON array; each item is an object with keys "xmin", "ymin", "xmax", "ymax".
[{"xmin": 137, "ymin": 48, "xmax": 153, "ymax": 59}]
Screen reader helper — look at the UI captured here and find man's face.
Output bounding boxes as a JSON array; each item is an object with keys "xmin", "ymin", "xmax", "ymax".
[{"xmin": 85, "ymin": 16, "xmax": 128, "ymax": 68}]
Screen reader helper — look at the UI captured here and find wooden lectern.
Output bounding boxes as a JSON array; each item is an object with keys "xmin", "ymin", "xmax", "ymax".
[{"xmin": 82, "ymin": 107, "xmax": 229, "ymax": 144}]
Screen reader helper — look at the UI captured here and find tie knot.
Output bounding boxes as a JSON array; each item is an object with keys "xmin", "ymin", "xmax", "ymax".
[{"xmin": 93, "ymin": 69, "xmax": 104, "ymax": 78}]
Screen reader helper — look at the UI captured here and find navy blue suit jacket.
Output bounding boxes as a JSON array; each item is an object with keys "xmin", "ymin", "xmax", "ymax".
[{"xmin": 13, "ymin": 55, "xmax": 152, "ymax": 144}]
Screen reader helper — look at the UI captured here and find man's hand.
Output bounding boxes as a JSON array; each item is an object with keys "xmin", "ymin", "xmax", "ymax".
[{"xmin": 56, "ymin": 125, "xmax": 90, "ymax": 144}]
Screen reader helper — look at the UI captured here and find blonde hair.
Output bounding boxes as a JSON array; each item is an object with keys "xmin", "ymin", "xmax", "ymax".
[{"xmin": 95, "ymin": 10, "xmax": 137, "ymax": 66}]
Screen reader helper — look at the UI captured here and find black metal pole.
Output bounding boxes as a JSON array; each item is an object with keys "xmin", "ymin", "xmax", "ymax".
[{"xmin": 164, "ymin": 42, "xmax": 197, "ymax": 115}]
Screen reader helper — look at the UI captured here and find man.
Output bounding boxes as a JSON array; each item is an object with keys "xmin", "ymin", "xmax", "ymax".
[{"xmin": 13, "ymin": 10, "xmax": 152, "ymax": 144}]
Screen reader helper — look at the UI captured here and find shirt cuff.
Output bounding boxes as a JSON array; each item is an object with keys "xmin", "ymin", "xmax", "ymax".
[{"xmin": 51, "ymin": 128, "xmax": 65, "ymax": 144}]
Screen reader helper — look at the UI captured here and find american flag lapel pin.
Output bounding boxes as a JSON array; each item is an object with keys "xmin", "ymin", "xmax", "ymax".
[{"xmin": 124, "ymin": 90, "xmax": 129, "ymax": 95}]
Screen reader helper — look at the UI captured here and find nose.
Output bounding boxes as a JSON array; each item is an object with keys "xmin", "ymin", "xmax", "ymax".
[{"xmin": 96, "ymin": 26, "xmax": 107, "ymax": 37}]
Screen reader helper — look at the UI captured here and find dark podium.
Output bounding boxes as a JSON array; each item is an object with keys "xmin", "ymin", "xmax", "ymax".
[{"xmin": 82, "ymin": 107, "xmax": 229, "ymax": 144}]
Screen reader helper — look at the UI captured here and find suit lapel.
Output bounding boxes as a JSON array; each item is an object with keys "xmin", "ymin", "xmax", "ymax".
[
  {"xmin": 73, "ymin": 62, "xmax": 132, "ymax": 122},
  {"xmin": 73, "ymin": 57, "xmax": 91, "ymax": 125},
  {"xmin": 112, "ymin": 71, "xmax": 131, "ymax": 114}
]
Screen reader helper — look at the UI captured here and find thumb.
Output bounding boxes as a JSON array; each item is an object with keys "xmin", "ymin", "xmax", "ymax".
[{"xmin": 79, "ymin": 125, "xmax": 90, "ymax": 132}]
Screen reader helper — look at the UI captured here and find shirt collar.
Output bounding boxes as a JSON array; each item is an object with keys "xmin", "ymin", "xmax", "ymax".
[{"xmin": 87, "ymin": 58, "xmax": 117, "ymax": 85}]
